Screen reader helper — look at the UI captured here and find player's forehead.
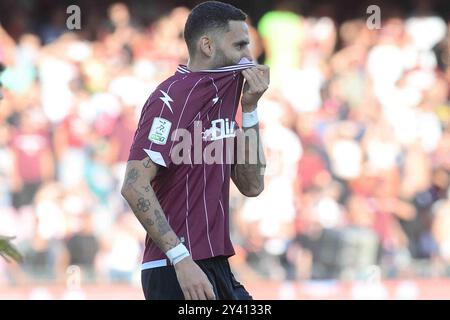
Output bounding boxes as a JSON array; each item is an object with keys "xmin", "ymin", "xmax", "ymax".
[{"xmin": 222, "ymin": 20, "xmax": 249, "ymax": 44}]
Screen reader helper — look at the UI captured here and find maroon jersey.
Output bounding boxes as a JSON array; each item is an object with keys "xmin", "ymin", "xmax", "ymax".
[
  {"xmin": 11, "ymin": 130, "xmax": 51, "ymax": 183},
  {"xmin": 128, "ymin": 59, "xmax": 254, "ymax": 268}
]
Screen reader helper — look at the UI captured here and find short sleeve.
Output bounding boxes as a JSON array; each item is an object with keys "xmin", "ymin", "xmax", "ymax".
[{"xmin": 128, "ymin": 87, "xmax": 192, "ymax": 168}]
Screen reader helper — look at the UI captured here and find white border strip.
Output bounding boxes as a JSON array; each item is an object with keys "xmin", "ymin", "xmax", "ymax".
[{"xmin": 141, "ymin": 259, "xmax": 168, "ymax": 270}]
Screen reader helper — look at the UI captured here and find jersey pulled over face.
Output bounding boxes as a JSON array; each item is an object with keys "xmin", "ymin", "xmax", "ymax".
[{"xmin": 129, "ymin": 58, "xmax": 254, "ymax": 265}]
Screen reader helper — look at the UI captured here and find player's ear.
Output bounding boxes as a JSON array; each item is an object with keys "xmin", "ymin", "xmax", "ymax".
[{"xmin": 198, "ymin": 35, "xmax": 214, "ymax": 58}]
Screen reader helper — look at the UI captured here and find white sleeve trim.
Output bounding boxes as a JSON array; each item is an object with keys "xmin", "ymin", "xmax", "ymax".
[{"xmin": 144, "ymin": 149, "xmax": 167, "ymax": 167}]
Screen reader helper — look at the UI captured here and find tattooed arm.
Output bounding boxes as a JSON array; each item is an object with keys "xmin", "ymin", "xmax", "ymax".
[
  {"xmin": 121, "ymin": 157, "xmax": 180, "ymax": 252},
  {"xmin": 121, "ymin": 157, "xmax": 215, "ymax": 300},
  {"xmin": 231, "ymin": 124, "xmax": 266, "ymax": 197},
  {"xmin": 231, "ymin": 64, "xmax": 269, "ymax": 197}
]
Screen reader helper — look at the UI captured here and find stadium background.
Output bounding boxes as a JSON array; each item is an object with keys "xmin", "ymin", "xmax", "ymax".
[{"xmin": 1, "ymin": 0, "xmax": 450, "ymax": 299}]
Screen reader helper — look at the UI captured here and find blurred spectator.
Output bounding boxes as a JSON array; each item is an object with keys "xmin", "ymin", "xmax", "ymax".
[
  {"xmin": 432, "ymin": 199, "xmax": 450, "ymax": 274},
  {"xmin": 20, "ymin": 224, "xmax": 67, "ymax": 283},
  {"xmin": 0, "ymin": 34, "xmax": 39, "ymax": 95},
  {"xmin": 66, "ymin": 213, "xmax": 99, "ymax": 283},
  {"xmin": 39, "ymin": 7, "xmax": 68, "ymax": 44},
  {"xmin": 257, "ymin": 0, "xmax": 304, "ymax": 86},
  {"xmin": 54, "ymin": 104, "xmax": 90, "ymax": 189},
  {"xmin": 0, "ymin": 125, "xmax": 16, "ymax": 207},
  {"xmin": 10, "ymin": 109, "xmax": 54, "ymax": 208},
  {"xmin": 100, "ymin": 214, "xmax": 141, "ymax": 283},
  {"xmin": 84, "ymin": 138, "xmax": 116, "ymax": 205}
]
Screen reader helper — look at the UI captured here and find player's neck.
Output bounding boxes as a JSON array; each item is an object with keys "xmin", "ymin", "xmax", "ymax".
[{"xmin": 186, "ymin": 58, "xmax": 214, "ymax": 72}]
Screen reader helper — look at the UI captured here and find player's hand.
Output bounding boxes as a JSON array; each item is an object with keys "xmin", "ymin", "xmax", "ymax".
[
  {"xmin": 174, "ymin": 256, "xmax": 216, "ymax": 300},
  {"xmin": 241, "ymin": 65, "xmax": 270, "ymax": 112},
  {"xmin": 0, "ymin": 236, "xmax": 23, "ymax": 263}
]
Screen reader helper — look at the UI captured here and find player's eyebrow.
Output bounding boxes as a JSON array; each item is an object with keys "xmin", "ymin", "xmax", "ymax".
[{"xmin": 233, "ymin": 40, "xmax": 250, "ymax": 47}]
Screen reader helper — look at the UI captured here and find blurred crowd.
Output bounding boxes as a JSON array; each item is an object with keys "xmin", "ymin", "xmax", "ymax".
[{"xmin": 1, "ymin": 0, "xmax": 450, "ymax": 287}]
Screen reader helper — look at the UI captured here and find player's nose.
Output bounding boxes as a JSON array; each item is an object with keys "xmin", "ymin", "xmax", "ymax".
[{"xmin": 242, "ymin": 49, "xmax": 253, "ymax": 62}]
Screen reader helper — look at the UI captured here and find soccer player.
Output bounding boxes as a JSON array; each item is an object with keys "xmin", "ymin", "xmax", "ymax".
[{"xmin": 121, "ymin": 1, "xmax": 269, "ymax": 300}]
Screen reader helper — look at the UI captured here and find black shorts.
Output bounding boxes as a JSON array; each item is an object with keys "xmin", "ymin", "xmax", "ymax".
[{"xmin": 141, "ymin": 256, "xmax": 253, "ymax": 300}]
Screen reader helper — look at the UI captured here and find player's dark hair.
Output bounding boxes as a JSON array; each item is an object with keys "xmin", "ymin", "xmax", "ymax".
[{"xmin": 184, "ymin": 1, "xmax": 247, "ymax": 57}]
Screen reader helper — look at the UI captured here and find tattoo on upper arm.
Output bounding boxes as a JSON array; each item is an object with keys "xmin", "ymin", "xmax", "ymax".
[
  {"xmin": 137, "ymin": 198, "xmax": 151, "ymax": 212},
  {"xmin": 143, "ymin": 158, "xmax": 152, "ymax": 168},
  {"xmin": 125, "ymin": 168, "xmax": 139, "ymax": 185},
  {"xmin": 143, "ymin": 185, "xmax": 151, "ymax": 192}
]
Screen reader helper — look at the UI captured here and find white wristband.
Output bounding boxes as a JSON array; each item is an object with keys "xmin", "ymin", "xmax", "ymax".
[
  {"xmin": 242, "ymin": 109, "xmax": 258, "ymax": 128},
  {"xmin": 166, "ymin": 243, "xmax": 190, "ymax": 265}
]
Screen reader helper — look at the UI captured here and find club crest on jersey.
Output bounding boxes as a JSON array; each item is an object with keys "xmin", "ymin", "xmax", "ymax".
[
  {"xmin": 149, "ymin": 117, "xmax": 172, "ymax": 145},
  {"xmin": 202, "ymin": 118, "xmax": 236, "ymax": 141}
]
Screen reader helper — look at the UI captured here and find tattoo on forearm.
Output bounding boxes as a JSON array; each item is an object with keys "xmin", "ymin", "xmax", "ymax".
[
  {"xmin": 154, "ymin": 236, "xmax": 180, "ymax": 252},
  {"xmin": 135, "ymin": 201, "xmax": 177, "ymax": 251},
  {"xmin": 155, "ymin": 209, "xmax": 171, "ymax": 235},
  {"xmin": 124, "ymin": 159, "xmax": 179, "ymax": 253},
  {"xmin": 137, "ymin": 198, "xmax": 151, "ymax": 212},
  {"xmin": 233, "ymin": 125, "xmax": 265, "ymax": 194},
  {"xmin": 139, "ymin": 211, "xmax": 179, "ymax": 252},
  {"xmin": 144, "ymin": 216, "xmax": 154, "ymax": 227}
]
